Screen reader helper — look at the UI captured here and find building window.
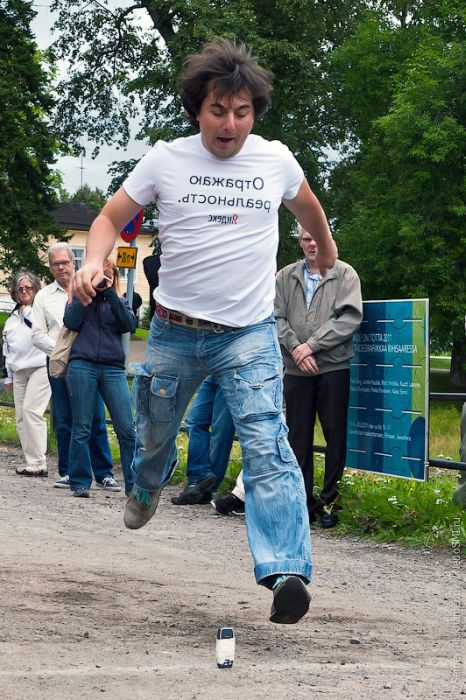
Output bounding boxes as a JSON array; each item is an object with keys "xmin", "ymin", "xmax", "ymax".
[{"xmin": 72, "ymin": 247, "xmax": 85, "ymax": 271}]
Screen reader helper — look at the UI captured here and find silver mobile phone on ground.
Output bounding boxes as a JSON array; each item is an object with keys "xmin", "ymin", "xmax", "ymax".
[{"xmin": 216, "ymin": 627, "xmax": 235, "ymax": 668}]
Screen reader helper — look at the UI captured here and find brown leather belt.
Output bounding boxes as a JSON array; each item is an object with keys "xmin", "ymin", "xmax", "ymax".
[{"xmin": 155, "ymin": 302, "xmax": 233, "ymax": 333}]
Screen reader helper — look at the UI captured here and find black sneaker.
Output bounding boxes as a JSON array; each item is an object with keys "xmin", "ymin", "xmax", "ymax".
[
  {"xmin": 269, "ymin": 575, "xmax": 311, "ymax": 624},
  {"xmin": 171, "ymin": 476, "xmax": 216, "ymax": 505},
  {"xmin": 211, "ymin": 493, "xmax": 245, "ymax": 516},
  {"xmin": 95, "ymin": 476, "xmax": 121, "ymax": 492}
]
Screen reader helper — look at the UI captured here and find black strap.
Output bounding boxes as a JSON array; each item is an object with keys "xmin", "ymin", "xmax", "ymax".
[{"xmin": 9, "ymin": 303, "xmax": 32, "ymax": 328}]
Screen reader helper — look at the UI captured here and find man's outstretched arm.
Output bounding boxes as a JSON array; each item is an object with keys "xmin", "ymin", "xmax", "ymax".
[
  {"xmin": 73, "ymin": 188, "xmax": 142, "ymax": 305},
  {"xmin": 283, "ymin": 179, "xmax": 337, "ymax": 274}
]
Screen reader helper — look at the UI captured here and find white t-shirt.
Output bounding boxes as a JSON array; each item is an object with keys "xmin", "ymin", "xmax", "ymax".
[{"xmin": 123, "ymin": 134, "xmax": 304, "ymax": 326}]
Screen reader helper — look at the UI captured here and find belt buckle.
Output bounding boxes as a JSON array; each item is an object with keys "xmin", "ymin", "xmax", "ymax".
[{"xmin": 211, "ymin": 322, "xmax": 225, "ymax": 333}]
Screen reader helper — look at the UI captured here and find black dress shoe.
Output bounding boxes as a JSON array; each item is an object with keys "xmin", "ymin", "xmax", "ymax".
[{"xmin": 171, "ymin": 475, "xmax": 216, "ymax": 505}]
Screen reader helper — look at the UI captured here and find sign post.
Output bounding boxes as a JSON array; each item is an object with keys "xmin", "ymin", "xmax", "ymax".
[{"xmin": 119, "ymin": 210, "xmax": 143, "ymax": 367}]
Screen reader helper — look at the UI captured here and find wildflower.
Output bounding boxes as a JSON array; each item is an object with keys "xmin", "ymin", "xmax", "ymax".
[
  {"xmin": 432, "ymin": 525, "xmax": 439, "ymax": 533},
  {"xmin": 434, "ymin": 489, "xmax": 441, "ymax": 495},
  {"xmin": 435, "ymin": 499, "xmax": 444, "ymax": 505},
  {"xmin": 387, "ymin": 496, "xmax": 398, "ymax": 504}
]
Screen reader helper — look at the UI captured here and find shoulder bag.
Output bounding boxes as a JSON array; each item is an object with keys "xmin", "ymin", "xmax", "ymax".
[{"xmin": 49, "ymin": 326, "xmax": 78, "ymax": 379}]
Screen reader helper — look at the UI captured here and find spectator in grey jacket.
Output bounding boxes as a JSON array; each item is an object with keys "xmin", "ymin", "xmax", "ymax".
[{"xmin": 275, "ymin": 226, "xmax": 362, "ymax": 528}]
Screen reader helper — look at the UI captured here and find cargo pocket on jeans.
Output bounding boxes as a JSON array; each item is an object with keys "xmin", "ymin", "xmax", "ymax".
[
  {"xmin": 233, "ymin": 362, "xmax": 281, "ymax": 422},
  {"xmin": 131, "ymin": 364, "xmax": 179, "ymax": 424},
  {"xmin": 277, "ymin": 423, "xmax": 296, "ymax": 464},
  {"xmin": 149, "ymin": 374, "xmax": 179, "ymax": 423}
]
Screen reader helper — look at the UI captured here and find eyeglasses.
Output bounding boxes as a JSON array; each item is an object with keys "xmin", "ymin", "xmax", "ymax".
[
  {"xmin": 17, "ymin": 286, "xmax": 33, "ymax": 293},
  {"xmin": 50, "ymin": 260, "xmax": 72, "ymax": 269},
  {"xmin": 300, "ymin": 237, "xmax": 315, "ymax": 244}
]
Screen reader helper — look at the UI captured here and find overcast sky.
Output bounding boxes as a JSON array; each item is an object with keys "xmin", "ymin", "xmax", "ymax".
[{"xmin": 32, "ymin": 1, "xmax": 150, "ymax": 196}]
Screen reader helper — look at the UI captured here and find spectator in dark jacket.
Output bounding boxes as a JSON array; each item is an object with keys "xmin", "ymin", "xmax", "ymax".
[{"xmin": 64, "ymin": 259, "xmax": 137, "ymax": 497}]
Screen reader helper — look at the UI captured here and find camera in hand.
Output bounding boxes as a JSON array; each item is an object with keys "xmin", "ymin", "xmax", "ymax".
[{"xmin": 95, "ymin": 279, "xmax": 108, "ymax": 290}]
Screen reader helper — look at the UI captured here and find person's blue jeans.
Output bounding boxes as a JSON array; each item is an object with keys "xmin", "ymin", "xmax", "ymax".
[
  {"xmin": 48, "ymin": 363, "xmax": 113, "ymax": 479},
  {"xmin": 131, "ymin": 312, "xmax": 311, "ymax": 585},
  {"xmin": 66, "ymin": 360, "xmax": 136, "ymax": 494},
  {"xmin": 185, "ymin": 375, "xmax": 236, "ymax": 490}
]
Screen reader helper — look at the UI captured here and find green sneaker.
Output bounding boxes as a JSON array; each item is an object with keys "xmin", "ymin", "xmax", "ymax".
[{"xmin": 124, "ymin": 486, "xmax": 162, "ymax": 530}]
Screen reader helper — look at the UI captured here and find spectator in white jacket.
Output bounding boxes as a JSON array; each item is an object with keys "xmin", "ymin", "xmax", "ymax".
[{"xmin": 2, "ymin": 271, "xmax": 50, "ymax": 476}]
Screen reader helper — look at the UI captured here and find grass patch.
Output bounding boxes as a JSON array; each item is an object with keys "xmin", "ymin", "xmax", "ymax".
[
  {"xmin": 429, "ymin": 402, "xmax": 462, "ymax": 460},
  {"xmin": 430, "ymin": 356, "xmax": 451, "ymax": 371},
  {"xmin": 336, "ymin": 462, "xmax": 464, "ymax": 551},
  {"xmin": 132, "ymin": 327, "xmax": 149, "ymax": 341}
]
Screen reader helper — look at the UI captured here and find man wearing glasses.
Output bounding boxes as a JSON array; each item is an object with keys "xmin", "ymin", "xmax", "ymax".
[
  {"xmin": 32, "ymin": 243, "xmax": 116, "ymax": 491},
  {"xmin": 275, "ymin": 226, "xmax": 362, "ymax": 529}
]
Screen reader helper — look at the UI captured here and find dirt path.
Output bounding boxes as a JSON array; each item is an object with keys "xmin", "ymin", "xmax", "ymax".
[{"xmin": 0, "ymin": 445, "xmax": 463, "ymax": 699}]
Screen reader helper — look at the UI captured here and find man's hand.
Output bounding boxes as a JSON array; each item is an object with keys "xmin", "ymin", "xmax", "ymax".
[
  {"xmin": 72, "ymin": 262, "xmax": 105, "ymax": 306},
  {"xmin": 292, "ymin": 343, "xmax": 319, "ymax": 375},
  {"xmin": 297, "ymin": 356, "xmax": 319, "ymax": 375},
  {"xmin": 292, "ymin": 342, "xmax": 312, "ymax": 364},
  {"xmin": 71, "ymin": 189, "xmax": 142, "ymax": 305}
]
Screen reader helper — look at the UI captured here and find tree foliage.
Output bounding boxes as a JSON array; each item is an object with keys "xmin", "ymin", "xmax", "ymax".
[
  {"xmin": 324, "ymin": 1, "xmax": 465, "ymax": 351},
  {"xmin": 61, "ymin": 184, "xmax": 108, "ymax": 210},
  {"xmin": 0, "ymin": 0, "xmax": 61, "ymax": 279}
]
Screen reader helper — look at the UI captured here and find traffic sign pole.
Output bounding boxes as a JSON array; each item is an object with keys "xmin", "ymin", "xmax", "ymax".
[
  {"xmin": 122, "ymin": 239, "xmax": 136, "ymax": 369},
  {"xmin": 119, "ymin": 209, "xmax": 143, "ymax": 369}
]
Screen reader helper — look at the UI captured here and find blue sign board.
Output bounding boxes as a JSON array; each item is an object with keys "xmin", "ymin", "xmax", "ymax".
[{"xmin": 346, "ymin": 299, "xmax": 429, "ymax": 481}]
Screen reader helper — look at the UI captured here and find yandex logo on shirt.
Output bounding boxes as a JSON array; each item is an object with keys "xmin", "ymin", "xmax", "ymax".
[{"xmin": 208, "ymin": 214, "xmax": 238, "ymax": 224}]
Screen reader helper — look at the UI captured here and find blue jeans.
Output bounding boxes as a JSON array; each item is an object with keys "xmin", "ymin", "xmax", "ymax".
[
  {"xmin": 66, "ymin": 360, "xmax": 135, "ymax": 494},
  {"xmin": 48, "ymin": 363, "xmax": 113, "ymax": 479},
  {"xmin": 131, "ymin": 312, "xmax": 311, "ymax": 585},
  {"xmin": 185, "ymin": 375, "xmax": 235, "ymax": 490}
]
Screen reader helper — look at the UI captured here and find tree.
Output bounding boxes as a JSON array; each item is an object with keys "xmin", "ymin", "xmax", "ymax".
[
  {"xmin": 49, "ymin": 0, "xmax": 367, "ymax": 267},
  {"xmin": 323, "ymin": 1, "xmax": 466, "ymax": 373},
  {"xmin": 61, "ymin": 184, "xmax": 108, "ymax": 211},
  {"xmin": 0, "ymin": 0, "xmax": 62, "ymax": 278}
]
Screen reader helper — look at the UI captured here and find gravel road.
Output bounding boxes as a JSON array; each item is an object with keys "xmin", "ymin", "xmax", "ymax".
[{"xmin": 0, "ymin": 445, "xmax": 463, "ymax": 699}]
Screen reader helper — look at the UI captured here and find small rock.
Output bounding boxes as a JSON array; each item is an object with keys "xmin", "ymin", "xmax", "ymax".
[{"xmin": 350, "ymin": 638, "xmax": 361, "ymax": 645}]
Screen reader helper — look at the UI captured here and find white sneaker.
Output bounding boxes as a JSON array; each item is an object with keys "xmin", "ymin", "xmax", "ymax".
[
  {"xmin": 53, "ymin": 475, "xmax": 69, "ymax": 489},
  {"xmin": 96, "ymin": 477, "xmax": 121, "ymax": 492}
]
